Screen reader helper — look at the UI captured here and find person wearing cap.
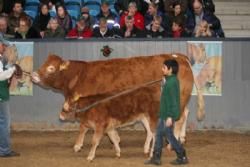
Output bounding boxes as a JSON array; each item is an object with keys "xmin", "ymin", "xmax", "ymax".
[
  {"xmin": 81, "ymin": 6, "xmax": 95, "ymax": 28},
  {"xmin": 93, "ymin": 1, "xmax": 120, "ymax": 30},
  {"xmin": 0, "ymin": 36, "xmax": 21, "ymax": 158},
  {"xmin": 66, "ymin": 16, "xmax": 92, "ymax": 38}
]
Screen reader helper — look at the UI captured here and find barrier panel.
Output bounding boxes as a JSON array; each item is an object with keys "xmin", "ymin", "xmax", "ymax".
[{"xmin": 8, "ymin": 39, "xmax": 250, "ymax": 131}]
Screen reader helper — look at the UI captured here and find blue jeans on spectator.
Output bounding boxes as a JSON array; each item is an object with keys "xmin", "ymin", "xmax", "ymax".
[
  {"xmin": 154, "ymin": 118, "xmax": 184, "ymax": 155},
  {"xmin": 0, "ymin": 101, "xmax": 11, "ymax": 156}
]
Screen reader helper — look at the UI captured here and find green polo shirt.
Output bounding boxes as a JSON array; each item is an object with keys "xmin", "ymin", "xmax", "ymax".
[
  {"xmin": 159, "ymin": 74, "xmax": 180, "ymax": 121},
  {"xmin": 0, "ymin": 58, "xmax": 10, "ymax": 102}
]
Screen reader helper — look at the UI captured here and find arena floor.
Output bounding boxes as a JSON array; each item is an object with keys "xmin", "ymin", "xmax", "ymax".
[{"xmin": 0, "ymin": 130, "xmax": 250, "ymax": 167}]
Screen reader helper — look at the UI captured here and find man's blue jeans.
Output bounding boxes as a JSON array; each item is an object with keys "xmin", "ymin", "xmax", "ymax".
[
  {"xmin": 154, "ymin": 118, "xmax": 184, "ymax": 155},
  {"xmin": 0, "ymin": 101, "xmax": 11, "ymax": 155}
]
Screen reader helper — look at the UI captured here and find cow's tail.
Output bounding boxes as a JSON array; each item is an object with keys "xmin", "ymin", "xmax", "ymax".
[
  {"xmin": 183, "ymin": 54, "xmax": 205, "ymax": 121},
  {"xmin": 193, "ymin": 78, "xmax": 205, "ymax": 121}
]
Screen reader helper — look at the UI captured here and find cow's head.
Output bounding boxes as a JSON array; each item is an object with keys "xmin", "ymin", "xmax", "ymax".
[{"xmin": 32, "ymin": 54, "xmax": 70, "ymax": 89}]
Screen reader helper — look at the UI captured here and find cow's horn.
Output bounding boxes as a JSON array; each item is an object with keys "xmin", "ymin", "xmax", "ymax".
[{"xmin": 59, "ymin": 60, "xmax": 70, "ymax": 71}]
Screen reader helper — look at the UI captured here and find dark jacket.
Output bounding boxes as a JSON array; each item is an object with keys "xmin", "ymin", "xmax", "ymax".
[
  {"xmin": 145, "ymin": 24, "xmax": 165, "ymax": 38},
  {"xmin": 119, "ymin": 26, "xmax": 145, "ymax": 38},
  {"xmin": 44, "ymin": 27, "xmax": 65, "ymax": 38},
  {"xmin": 14, "ymin": 27, "xmax": 41, "ymax": 39},
  {"xmin": 93, "ymin": 28, "xmax": 116, "ymax": 38},
  {"xmin": 33, "ymin": 13, "xmax": 51, "ymax": 32}
]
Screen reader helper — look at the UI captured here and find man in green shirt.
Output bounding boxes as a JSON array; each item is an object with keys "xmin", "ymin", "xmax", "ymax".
[{"xmin": 145, "ymin": 59, "xmax": 188, "ymax": 165}]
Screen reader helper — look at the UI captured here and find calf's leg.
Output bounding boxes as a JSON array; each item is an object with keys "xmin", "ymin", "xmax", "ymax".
[
  {"xmin": 74, "ymin": 124, "xmax": 89, "ymax": 152},
  {"xmin": 87, "ymin": 128, "xmax": 104, "ymax": 161},
  {"xmin": 107, "ymin": 129, "xmax": 121, "ymax": 158}
]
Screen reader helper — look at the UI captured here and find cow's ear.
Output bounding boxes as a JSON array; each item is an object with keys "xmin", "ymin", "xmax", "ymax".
[{"xmin": 59, "ymin": 60, "xmax": 70, "ymax": 71}]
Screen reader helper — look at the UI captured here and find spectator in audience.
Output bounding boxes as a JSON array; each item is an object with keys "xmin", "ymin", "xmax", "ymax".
[
  {"xmin": 81, "ymin": 7, "xmax": 95, "ymax": 29},
  {"xmin": 93, "ymin": 17, "xmax": 117, "ymax": 38},
  {"xmin": 8, "ymin": 0, "xmax": 27, "ymax": 35},
  {"xmin": 55, "ymin": 4, "xmax": 72, "ymax": 33},
  {"xmin": 189, "ymin": 0, "xmax": 215, "ymax": 14},
  {"xmin": 0, "ymin": 15, "xmax": 13, "ymax": 38},
  {"xmin": 168, "ymin": 2, "xmax": 186, "ymax": 26},
  {"xmin": 144, "ymin": 2, "xmax": 164, "ymax": 27},
  {"xmin": 119, "ymin": 15, "xmax": 145, "ymax": 38},
  {"xmin": 114, "ymin": 0, "xmax": 149, "ymax": 16},
  {"xmin": 67, "ymin": 16, "xmax": 92, "ymax": 39},
  {"xmin": 185, "ymin": 0, "xmax": 224, "ymax": 37},
  {"xmin": 164, "ymin": 0, "xmax": 188, "ymax": 15},
  {"xmin": 120, "ymin": 2, "xmax": 144, "ymax": 30},
  {"xmin": 14, "ymin": 16, "xmax": 41, "ymax": 39},
  {"xmin": 44, "ymin": 17, "xmax": 65, "ymax": 38},
  {"xmin": 145, "ymin": 15, "xmax": 165, "ymax": 38},
  {"xmin": 194, "ymin": 19, "xmax": 215, "ymax": 37},
  {"xmin": 1, "ymin": 0, "xmax": 25, "ymax": 14},
  {"xmin": 93, "ymin": 1, "xmax": 120, "ymax": 30},
  {"xmin": 170, "ymin": 17, "xmax": 188, "ymax": 37},
  {"xmin": 33, "ymin": 3, "xmax": 51, "ymax": 38}
]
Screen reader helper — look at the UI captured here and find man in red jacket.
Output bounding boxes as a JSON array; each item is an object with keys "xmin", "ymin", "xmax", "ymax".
[
  {"xmin": 66, "ymin": 16, "xmax": 92, "ymax": 39},
  {"xmin": 119, "ymin": 2, "xmax": 144, "ymax": 30}
]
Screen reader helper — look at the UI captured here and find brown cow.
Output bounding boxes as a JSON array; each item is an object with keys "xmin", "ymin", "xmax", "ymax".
[{"xmin": 32, "ymin": 53, "xmax": 205, "ymax": 160}]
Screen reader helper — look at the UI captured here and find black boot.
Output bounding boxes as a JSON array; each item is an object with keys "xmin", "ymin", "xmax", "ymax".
[
  {"xmin": 170, "ymin": 150, "xmax": 188, "ymax": 165},
  {"xmin": 144, "ymin": 151, "xmax": 162, "ymax": 166}
]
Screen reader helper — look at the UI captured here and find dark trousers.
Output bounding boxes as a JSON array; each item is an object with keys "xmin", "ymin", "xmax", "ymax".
[{"xmin": 154, "ymin": 118, "xmax": 184, "ymax": 156}]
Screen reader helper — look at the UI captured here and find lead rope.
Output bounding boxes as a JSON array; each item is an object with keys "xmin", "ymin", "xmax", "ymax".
[{"xmin": 74, "ymin": 79, "xmax": 162, "ymax": 113}]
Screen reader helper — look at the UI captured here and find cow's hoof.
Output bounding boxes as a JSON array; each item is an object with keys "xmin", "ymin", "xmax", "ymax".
[
  {"xmin": 74, "ymin": 145, "xmax": 82, "ymax": 152},
  {"xmin": 87, "ymin": 156, "xmax": 94, "ymax": 162},
  {"xmin": 116, "ymin": 153, "xmax": 121, "ymax": 158},
  {"xmin": 144, "ymin": 152, "xmax": 150, "ymax": 158},
  {"xmin": 180, "ymin": 137, "xmax": 186, "ymax": 144}
]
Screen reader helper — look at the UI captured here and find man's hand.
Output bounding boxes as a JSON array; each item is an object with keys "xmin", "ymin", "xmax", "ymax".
[
  {"xmin": 166, "ymin": 117, "xmax": 173, "ymax": 127},
  {"xmin": 13, "ymin": 64, "xmax": 23, "ymax": 79}
]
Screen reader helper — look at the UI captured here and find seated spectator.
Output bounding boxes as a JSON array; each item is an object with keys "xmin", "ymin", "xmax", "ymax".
[
  {"xmin": 67, "ymin": 16, "xmax": 92, "ymax": 39},
  {"xmin": 164, "ymin": 0, "xmax": 188, "ymax": 15},
  {"xmin": 33, "ymin": 3, "xmax": 51, "ymax": 38},
  {"xmin": 1, "ymin": 0, "xmax": 25, "ymax": 14},
  {"xmin": 194, "ymin": 20, "xmax": 215, "ymax": 37},
  {"xmin": 114, "ymin": 0, "xmax": 149, "ymax": 16},
  {"xmin": 14, "ymin": 16, "xmax": 41, "ymax": 39},
  {"xmin": 189, "ymin": 0, "xmax": 215, "ymax": 14},
  {"xmin": 81, "ymin": 7, "xmax": 95, "ymax": 28},
  {"xmin": 168, "ymin": 2, "xmax": 186, "ymax": 26},
  {"xmin": 185, "ymin": 0, "xmax": 224, "ymax": 37},
  {"xmin": 119, "ymin": 15, "xmax": 145, "ymax": 38},
  {"xmin": 93, "ymin": 1, "xmax": 120, "ymax": 30},
  {"xmin": 145, "ymin": 15, "xmax": 165, "ymax": 38},
  {"xmin": 0, "ymin": 14, "xmax": 13, "ymax": 38},
  {"xmin": 55, "ymin": 4, "xmax": 72, "ymax": 33},
  {"xmin": 93, "ymin": 18, "xmax": 117, "ymax": 38},
  {"xmin": 170, "ymin": 17, "xmax": 188, "ymax": 38},
  {"xmin": 144, "ymin": 2, "xmax": 164, "ymax": 27},
  {"xmin": 120, "ymin": 2, "xmax": 144, "ymax": 30},
  {"xmin": 44, "ymin": 17, "xmax": 65, "ymax": 38},
  {"xmin": 8, "ymin": 0, "xmax": 27, "ymax": 35}
]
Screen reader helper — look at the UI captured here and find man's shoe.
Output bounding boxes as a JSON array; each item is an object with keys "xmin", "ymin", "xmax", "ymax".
[
  {"xmin": 170, "ymin": 157, "xmax": 188, "ymax": 165},
  {"xmin": 0, "ymin": 151, "xmax": 20, "ymax": 158},
  {"xmin": 144, "ymin": 158, "xmax": 161, "ymax": 166}
]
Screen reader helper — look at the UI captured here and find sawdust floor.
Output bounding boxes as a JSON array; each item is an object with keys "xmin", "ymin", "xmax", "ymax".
[{"xmin": 1, "ymin": 130, "xmax": 250, "ymax": 167}]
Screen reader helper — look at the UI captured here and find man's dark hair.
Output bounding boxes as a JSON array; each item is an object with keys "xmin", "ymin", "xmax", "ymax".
[{"xmin": 163, "ymin": 59, "xmax": 179, "ymax": 75}]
